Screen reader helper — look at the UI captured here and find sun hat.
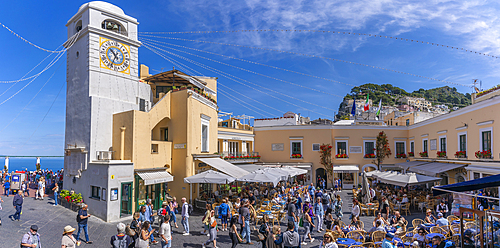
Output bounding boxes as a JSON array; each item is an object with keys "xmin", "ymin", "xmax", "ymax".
[{"xmin": 63, "ymin": 225, "xmax": 76, "ymax": 234}]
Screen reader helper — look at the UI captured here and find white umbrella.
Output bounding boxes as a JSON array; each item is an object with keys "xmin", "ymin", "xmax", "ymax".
[
  {"xmin": 280, "ymin": 166, "xmax": 308, "ymax": 176},
  {"xmin": 237, "ymin": 169, "xmax": 281, "ymax": 186},
  {"xmin": 376, "ymin": 172, "xmax": 441, "ymax": 187},
  {"xmin": 184, "ymin": 170, "xmax": 236, "ymax": 184},
  {"xmin": 362, "ymin": 172, "xmax": 371, "ymax": 204}
]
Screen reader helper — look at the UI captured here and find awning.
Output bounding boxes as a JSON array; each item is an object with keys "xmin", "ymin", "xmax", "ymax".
[
  {"xmin": 197, "ymin": 157, "xmax": 250, "ymax": 178},
  {"xmin": 333, "ymin": 165, "xmax": 359, "ymax": 173},
  {"xmin": 395, "ymin": 161, "xmax": 430, "ymax": 170},
  {"xmin": 136, "ymin": 170, "xmax": 174, "ymax": 185},
  {"xmin": 433, "ymin": 174, "xmax": 500, "ymax": 196},
  {"xmin": 184, "ymin": 170, "xmax": 235, "ymax": 184},
  {"xmin": 236, "ymin": 164, "xmax": 266, "ymax": 172},
  {"xmin": 237, "ymin": 169, "xmax": 281, "ymax": 186},
  {"xmin": 408, "ymin": 162, "xmax": 466, "ymax": 176},
  {"xmin": 376, "ymin": 172, "xmax": 442, "ymax": 187}
]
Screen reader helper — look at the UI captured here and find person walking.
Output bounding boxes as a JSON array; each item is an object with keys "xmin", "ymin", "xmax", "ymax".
[
  {"xmin": 35, "ymin": 179, "xmax": 42, "ymax": 200},
  {"xmin": 181, "ymin": 197, "xmax": 190, "ymax": 236},
  {"xmin": 52, "ymin": 183, "xmax": 59, "ymax": 206},
  {"xmin": 61, "ymin": 225, "xmax": 79, "ymax": 247},
  {"xmin": 21, "ymin": 225, "xmax": 41, "ymax": 248},
  {"xmin": 76, "ymin": 204, "xmax": 93, "ymax": 244},
  {"xmin": 202, "ymin": 209, "xmax": 218, "ymax": 248},
  {"xmin": 0, "ymin": 195, "xmax": 3, "ymax": 225},
  {"xmin": 315, "ymin": 196, "xmax": 325, "ymax": 232},
  {"xmin": 301, "ymin": 205, "xmax": 315, "ymax": 245},
  {"xmin": 240, "ymin": 199, "xmax": 253, "ymax": 245},
  {"xmin": 169, "ymin": 198, "xmax": 179, "ymax": 228},
  {"xmin": 259, "ymin": 215, "xmax": 271, "ymax": 248},
  {"xmin": 11, "ymin": 190, "xmax": 23, "ymax": 221},
  {"xmin": 202, "ymin": 204, "xmax": 212, "ymax": 235},
  {"xmin": 218, "ymin": 198, "xmax": 229, "ymax": 231},
  {"xmin": 273, "ymin": 222, "xmax": 300, "ymax": 248},
  {"xmin": 136, "ymin": 221, "xmax": 154, "ymax": 248},
  {"xmin": 3, "ymin": 179, "xmax": 10, "ymax": 196},
  {"xmin": 287, "ymin": 197, "xmax": 299, "ymax": 232},
  {"xmin": 229, "ymin": 215, "xmax": 243, "ymax": 248},
  {"xmin": 159, "ymin": 214, "xmax": 172, "ymax": 248},
  {"xmin": 111, "ymin": 223, "xmax": 131, "ymax": 248}
]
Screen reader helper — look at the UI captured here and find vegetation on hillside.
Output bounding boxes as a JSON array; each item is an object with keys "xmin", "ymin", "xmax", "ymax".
[{"xmin": 339, "ymin": 83, "xmax": 472, "ymax": 115}]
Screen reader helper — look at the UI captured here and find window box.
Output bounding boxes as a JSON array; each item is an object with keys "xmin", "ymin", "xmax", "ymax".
[
  {"xmin": 454, "ymin": 151, "xmax": 466, "ymax": 158},
  {"xmin": 396, "ymin": 153, "xmax": 407, "ymax": 159},
  {"xmin": 437, "ymin": 151, "xmax": 447, "ymax": 158},
  {"xmin": 408, "ymin": 152, "xmax": 414, "ymax": 157},
  {"xmin": 291, "ymin": 154, "xmax": 303, "ymax": 159},
  {"xmin": 475, "ymin": 150, "xmax": 492, "ymax": 159},
  {"xmin": 364, "ymin": 154, "xmax": 375, "ymax": 158},
  {"xmin": 335, "ymin": 154, "xmax": 348, "ymax": 159},
  {"xmin": 419, "ymin": 151, "xmax": 428, "ymax": 157}
]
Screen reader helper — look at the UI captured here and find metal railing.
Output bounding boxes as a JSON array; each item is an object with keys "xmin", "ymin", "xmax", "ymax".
[
  {"xmin": 218, "ymin": 122, "xmax": 253, "ymax": 131},
  {"xmin": 220, "ymin": 152, "xmax": 260, "ymax": 158}
]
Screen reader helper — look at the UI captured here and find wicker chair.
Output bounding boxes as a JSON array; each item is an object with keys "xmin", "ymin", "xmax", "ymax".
[
  {"xmin": 402, "ymin": 236, "xmax": 413, "ymax": 248},
  {"xmin": 358, "ymin": 220, "xmax": 365, "ymax": 230},
  {"xmin": 450, "ymin": 223, "xmax": 460, "ymax": 235},
  {"xmin": 361, "ymin": 204, "xmax": 371, "ymax": 216},
  {"xmin": 338, "ymin": 220, "xmax": 347, "ymax": 228},
  {"xmin": 401, "ymin": 202, "xmax": 411, "ymax": 216},
  {"xmin": 450, "ymin": 233, "xmax": 460, "ymax": 245},
  {"xmin": 362, "ymin": 242, "xmax": 376, "ymax": 248},
  {"xmin": 331, "ymin": 231, "xmax": 345, "ymax": 240},
  {"xmin": 430, "ymin": 226, "xmax": 448, "ymax": 237},
  {"xmin": 411, "ymin": 218, "xmax": 424, "ymax": 231},
  {"xmin": 447, "ymin": 215, "xmax": 459, "ymax": 223},
  {"xmin": 347, "ymin": 230, "xmax": 366, "ymax": 243},
  {"xmin": 372, "ymin": 230, "xmax": 386, "ymax": 245}
]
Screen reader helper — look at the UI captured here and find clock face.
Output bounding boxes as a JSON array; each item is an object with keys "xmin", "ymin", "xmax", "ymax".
[{"xmin": 99, "ymin": 37, "xmax": 130, "ymax": 74}]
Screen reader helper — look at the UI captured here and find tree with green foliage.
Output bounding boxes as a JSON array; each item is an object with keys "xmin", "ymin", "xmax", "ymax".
[{"xmin": 375, "ymin": 131, "xmax": 391, "ymax": 169}]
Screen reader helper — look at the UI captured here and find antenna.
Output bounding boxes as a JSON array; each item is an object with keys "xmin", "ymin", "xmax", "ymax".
[{"xmin": 472, "ymin": 79, "xmax": 479, "ymax": 93}]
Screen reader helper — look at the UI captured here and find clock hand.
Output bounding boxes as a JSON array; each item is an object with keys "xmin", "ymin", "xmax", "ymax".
[{"xmin": 110, "ymin": 49, "xmax": 119, "ymax": 64}]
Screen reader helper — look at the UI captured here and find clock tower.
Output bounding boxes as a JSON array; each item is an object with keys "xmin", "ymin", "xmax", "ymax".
[{"xmin": 63, "ymin": 1, "xmax": 152, "ymax": 210}]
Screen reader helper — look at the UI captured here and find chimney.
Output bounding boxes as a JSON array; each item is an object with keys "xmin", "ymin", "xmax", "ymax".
[{"xmin": 471, "ymin": 93, "xmax": 476, "ymax": 104}]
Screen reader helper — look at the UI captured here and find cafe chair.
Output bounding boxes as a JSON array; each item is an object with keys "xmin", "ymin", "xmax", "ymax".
[
  {"xmin": 430, "ymin": 226, "xmax": 448, "ymax": 237},
  {"xmin": 350, "ymin": 245, "xmax": 365, "ymax": 248},
  {"xmin": 338, "ymin": 220, "xmax": 347, "ymax": 228},
  {"xmin": 371, "ymin": 230, "xmax": 386, "ymax": 246},
  {"xmin": 361, "ymin": 204, "xmax": 371, "ymax": 216},
  {"xmin": 362, "ymin": 242, "xmax": 376, "ymax": 248},
  {"xmin": 338, "ymin": 244, "xmax": 349, "ymax": 248},
  {"xmin": 450, "ymin": 233, "xmax": 460, "ymax": 245},
  {"xmin": 402, "ymin": 236, "xmax": 413, "ymax": 248},
  {"xmin": 331, "ymin": 231, "xmax": 345, "ymax": 239},
  {"xmin": 401, "ymin": 202, "xmax": 411, "ymax": 216},
  {"xmin": 347, "ymin": 230, "xmax": 366, "ymax": 243},
  {"xmin": 447, "ymin": 215, "xmax": 459, "ymax": 223},
  {"xmin": 410, "ymin": 218, "xmax": 424, "ymax": 232}
]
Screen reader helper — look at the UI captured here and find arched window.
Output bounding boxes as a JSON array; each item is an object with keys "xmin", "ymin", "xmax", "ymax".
[
  {"xmin": 101, "ymin": 20, "xmax": 126, "ymax": 35},
  {"xmin": 456, "ymin": 174, "xmax": 466, "ymax": 183}
]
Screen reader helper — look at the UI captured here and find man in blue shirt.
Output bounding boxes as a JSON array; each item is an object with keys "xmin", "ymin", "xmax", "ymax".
[
  {"xmin": 436, "ymin": 213, "xmax": 449, "ymax": 227},
  {"xmin": 294, "ymin": 192, "xmax": 302, "ymax": 214},
  {"xmin": 76, "ymin": 204, "xmax": 93, "ymax": 244},
  {"xmin": 382, "ymin": 232, "xmax": 399, "ymax": 248},
  {"xmin": 11, "ymin": 190, "xmax": 23, "ymax": 221},
  {"xmin": 3, "ymin": 180, "xmax": 10, "ymax": 196}
]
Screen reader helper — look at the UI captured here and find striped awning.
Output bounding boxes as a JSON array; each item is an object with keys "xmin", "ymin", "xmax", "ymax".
[{"xmin": 137, "ymin": 170, "xmax": 174, "ymax": 185}]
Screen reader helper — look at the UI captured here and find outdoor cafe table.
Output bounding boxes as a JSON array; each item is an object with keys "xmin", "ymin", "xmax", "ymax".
[
  {"xmin": 426, "ymin": 233, "xmax": 445, "ymax": 240},
  {"xmin": 421, "ymin": 223, "xmax": 436, "ymax": 231},
  {"xmin": 337, "ymin": 238, "xmax": 362, "ymax": 246}
]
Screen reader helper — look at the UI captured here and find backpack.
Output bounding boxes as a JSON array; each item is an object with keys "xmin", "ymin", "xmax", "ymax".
[
  {"xmin": 76, "ymin": 211, "xmax": 81, "ymax": 223},
  {"xmin": 322, "ymin": 194, "xmax": 329, "ymax": 204},
  {"xmin": 112, "ymin": 235, "xmax": 127, "ymax": 248},
  {"xmin": 188, "ymin": 204, "xmax": 193, "ymax": 215}
]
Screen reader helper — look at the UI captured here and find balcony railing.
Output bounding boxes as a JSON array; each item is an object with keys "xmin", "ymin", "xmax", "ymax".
[
  {"xmin": 220, "ymin": 152, "xmax": 260, "ymax": 163},
  {"xmin": 218, "ymin": 122, "xmax": 253, "ymax": 131},
  {"xmin": 96, "ymin": 151, "xmax": 113, "ymax": 161}
]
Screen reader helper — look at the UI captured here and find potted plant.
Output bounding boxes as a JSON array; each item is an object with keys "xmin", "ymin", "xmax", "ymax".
[
  {"xmin": 475, "ymin": 150, "xmax": 492, "ymax": 159},
  {"xmin": 454, "ymin": 151, "xmax": 466, "ymax": 158},
  {"xmin": 396, "ymin": 153, "xmax": 407, "ymax": 158},
  {"xmin": 364, "ymin": 153, "xmax": 375, "ymax": 158},
  {"xmin": 437, "ymin": 151, "xmax": 447, "ymax": 158},
  {"xmin": 291, "ymin": 154, "xmax": 303, "ymax": 159},
  {"xmin": 335, "ymin": 154, "xmax": 348, "ymax": 159},
  {"xmin": 408, "ymin": 152, "xmax": 414, "ymax": 157},
  {"xmin": 419, "ymin": 151, "xmax": 428, "ymax": 157}
]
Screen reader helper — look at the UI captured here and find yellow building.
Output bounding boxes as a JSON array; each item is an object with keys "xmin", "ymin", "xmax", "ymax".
[{"xmin": 255, "ymin": 92, "xmax": 500, "ymax": 190}]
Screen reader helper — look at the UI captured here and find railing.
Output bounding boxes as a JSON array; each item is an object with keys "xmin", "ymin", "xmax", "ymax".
[
  {"xmin": 220, "ymin": 152, "xmax": 260, "ymax": 163},
  {"xmin": 96, "ymin": 151, "xmax": 113, "ymax": 161},
  {"xmin": 218, "ymin": 122, "xmax": 253, "ymax": 131}
]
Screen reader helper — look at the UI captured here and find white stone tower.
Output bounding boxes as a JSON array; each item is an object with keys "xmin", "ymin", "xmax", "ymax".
[{"xmin": 64, "ymin": 2, "xmax": 151, "ymax": 182}]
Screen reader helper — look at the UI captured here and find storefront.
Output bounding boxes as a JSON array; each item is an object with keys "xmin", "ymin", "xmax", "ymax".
[
  {"xmin": 333, "ymin": 165, "xmax": 359, "ymax": 189},
  {"xmin": 135, "ymin": 169, "xmax": 174, "ymax": 210}
]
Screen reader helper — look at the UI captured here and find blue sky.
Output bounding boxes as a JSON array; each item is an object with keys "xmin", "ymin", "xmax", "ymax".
[{"xmin": 1, "ymin": 0, "xmax": 499, "ymax": 155}]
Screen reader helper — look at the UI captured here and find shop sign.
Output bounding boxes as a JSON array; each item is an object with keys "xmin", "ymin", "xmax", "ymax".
[
  {"xmin": 174, "ymin": 143, "xmax": 186, "ymax": 149},
  {"xmin": 349, "ymin": 146, "xmax": 362, "ymax": 153}
]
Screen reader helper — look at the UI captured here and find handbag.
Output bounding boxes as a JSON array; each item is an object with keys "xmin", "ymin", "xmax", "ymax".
[
  {"xmin": 299, "ymin": 217, "xmax": 303, "ymax": 227},
  {"xmin": 210, "ymin": 218, "xmax": 217, "ymax": 228}
]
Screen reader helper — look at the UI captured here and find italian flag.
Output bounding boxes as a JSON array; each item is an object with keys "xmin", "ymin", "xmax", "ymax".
[
  {"xmin": 376, "ymin": 99, "xmax": 382, "ymax": 116},
  {"xmin": 364, "ymin": 92, "xmax": 369, "ymax": 111}
]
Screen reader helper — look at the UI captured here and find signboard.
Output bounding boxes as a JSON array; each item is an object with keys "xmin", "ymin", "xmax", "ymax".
[
  {"xmin": 349, "ymin": 146, "xmax": 362, "ymax": 153},
  {"xmin": 174, "ymin": 143, "xmax": 186, "ymax": 149},
  {"xmin": 272, "ymin": 143, "xmax": 284, "ymax": 151},
  {"xmin": 12, "ymin": 175, "xmax": 20, "ymax": 182},
  {"xmin": 430, "ymin": 139, "xmax": 437, "ymax": 150},
  {"xmin": 110, "ymin": 188, "xmax": 118, "ymax": 201}
]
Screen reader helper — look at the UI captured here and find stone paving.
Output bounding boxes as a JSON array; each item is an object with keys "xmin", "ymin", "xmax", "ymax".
[{"xmin": 0, "ymin": 187, "xmax": 427, "ymax": 248}]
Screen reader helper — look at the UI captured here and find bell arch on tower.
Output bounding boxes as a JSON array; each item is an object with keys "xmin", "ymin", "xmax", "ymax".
[{"xmin": 101, "ymin": 19, "xmax": 127, "ymax": 35}]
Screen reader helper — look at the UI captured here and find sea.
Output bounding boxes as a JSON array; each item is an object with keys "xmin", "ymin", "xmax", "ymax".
[{"xmin": 0, "ymin": 157, "xmax": 64, "ymax": 172}]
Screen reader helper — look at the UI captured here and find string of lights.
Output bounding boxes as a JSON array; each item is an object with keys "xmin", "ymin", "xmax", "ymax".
[
  {"xmin": 144, "ymin": 44, "xmax": 280, "ymax": 116},
  {"xmin": 139, "ymin": 34, "xmax": 472, "ymax": 88},
  {"xmin": 0, "ymin": 31, "xmax": 80, "ymax": 84},
  {"xmin": 143, "ymin": 41, "xmax": 334, "ymax": 118},
  {"xmin": 0, "ymin": 62, "xmax": 63, "ymax": 134},
  {"xmin": 219, "ymin": 89, "xmax": 275, "ymax": 117},
  {"xmin": 139, "ymin": 29, "xmax": 497, "ymax": 59},
  {"xmin": 0, "ymin": 21, "xmax": 67, "ymax": 53},
  {"xmin": 143, "ymin": 44, "xmax": 200, "ymax": 76},
  {"xmin": 140, "ymin": 37, "xmax": 344, "ymax": 98},
  {"xmin": 142, "ymin": 40, "xmax": 339, "ymax": 112}
]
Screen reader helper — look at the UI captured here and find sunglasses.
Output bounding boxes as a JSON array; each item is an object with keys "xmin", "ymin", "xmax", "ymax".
[{"xmin": 324, "ymin": 236, "xmax": 331, "ymax": 239}]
